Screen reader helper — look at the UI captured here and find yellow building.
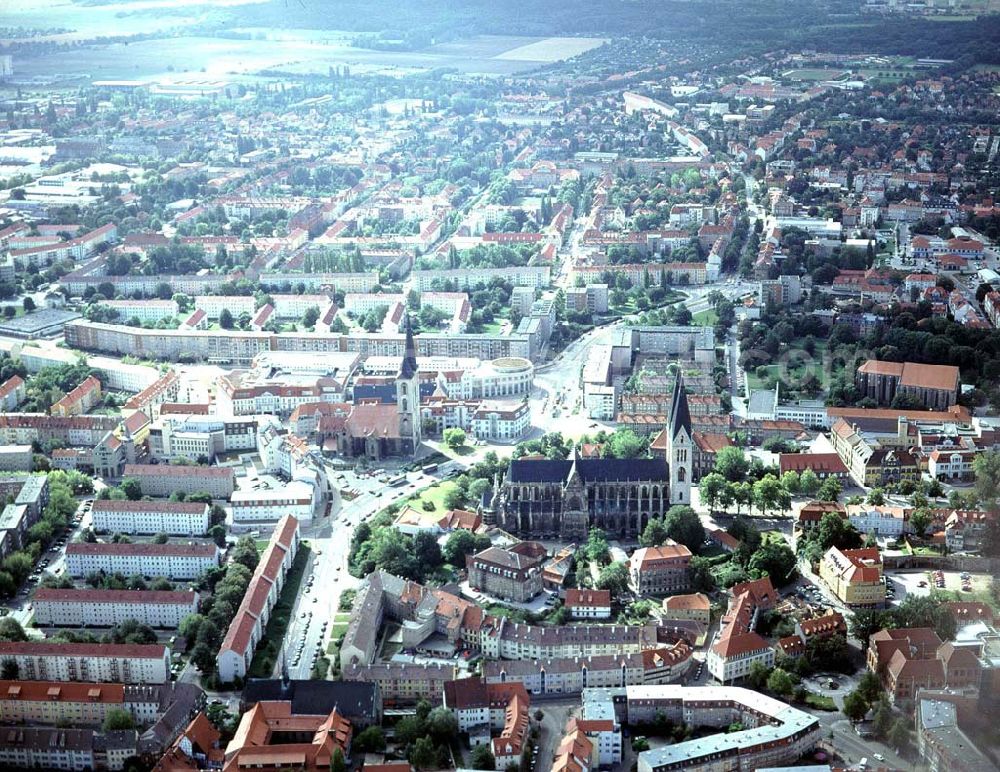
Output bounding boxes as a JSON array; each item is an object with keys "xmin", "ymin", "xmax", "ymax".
[{"xmin": 819, "ymin": 546, "xmax": 886, "ymax": 609}]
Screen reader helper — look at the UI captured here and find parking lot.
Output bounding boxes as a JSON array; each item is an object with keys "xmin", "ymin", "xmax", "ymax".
[{"xmin": 886, "ymin": 568, "xmax": 991, "ymax": 604}]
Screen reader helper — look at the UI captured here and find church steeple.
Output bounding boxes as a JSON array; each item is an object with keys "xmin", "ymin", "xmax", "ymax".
[
  {"xmin": 399, "ymin": 312, "xmax": 418, "ymax": 380},
  {"xmin": 669, "ymin": 372, "xmax": 692, "ymax": 442},
  {"xmin": 667, "ymin": 372, "xmax": 692, "ymax": 504}
]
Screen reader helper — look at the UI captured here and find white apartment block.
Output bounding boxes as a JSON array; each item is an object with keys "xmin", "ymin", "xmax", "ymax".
[
  {"xmin": 231, "ymin": 481, "xmax": 316, "ymax": 524},
  {"xmin": 271, "ymin": 294, "xmax": 334, "ymax": 318},
  {"xmin": 0, "ymin": 642, "xmax": 170, "ymax": 684},
  {"xmin": 123, "ymin": 463, "xmax": 235, "ymax": 498},
  {"xmin": 343, "ymin": 293, "xmax": 406, "ymax": 315},
  {"xmin": 99, "ymin": 299, "xmax": 178, "ymax": 324},
  {"xmin": 410, "ymin": 265, "xmax": 551, "ymax": 292},
  {"xmin": 706, "ymin": 638, "xmax": 775, "ymax": 682},
  {"xmin": 470, "ymin": 400, "xmax": 531, "ymax": 442},
  {"xmin": 91, "ymin": 500, "xmax": 210, "ymax": 536},
  {"xmin": 65, "ymin": 542, "xmax": 220, "ymax": 580},
  {"xmin": 33, "ymin": 588, "xmax": 199, "ymax": 628},
  {"xmin": 87, "ymin": 356, "xmax": 162, "ymax": 393},
  {"xmin": 194, "ymin": 295, "xmax": 256, "ymax": 319}
]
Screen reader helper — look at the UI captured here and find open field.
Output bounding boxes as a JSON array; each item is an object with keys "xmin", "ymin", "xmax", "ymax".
[
  {"xmin": 782, "ymin": 68, "xmax": 848, "ymax": 81},
  {"xmin": 494, "ymin": 37, "xmax": 607, "ymax": 62}
]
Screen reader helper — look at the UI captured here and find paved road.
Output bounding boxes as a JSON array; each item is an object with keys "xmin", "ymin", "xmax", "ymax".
[{"xmin": 278, "ymin": 464, "xmax": 458, "ymax": 679}]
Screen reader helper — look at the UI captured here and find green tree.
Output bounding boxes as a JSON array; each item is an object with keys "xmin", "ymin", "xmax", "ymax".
[
  {"xmin": 219, "ymin": 308, "xmax": 234, "ymax": 329},
  {"xmin": 443, "ymin": 530, "xmax": 490, "ymax": 565},
  {"xmin": 640, "ymin": 517, "xmax": 669, "ymax": 547},
  {"xmin": 746, "ymin": 661, "xmax": 771, "ymax": 690},
  {"xmin": 714, "ymin": 446, "xmax": 750, "ymax": 482},
  {"xmin": 584, "ymin": 527, "xmax": 611, "ymax": 565},
  {"xmin": 663, "ymin": 505, "xmax": 704, "ymax": 552},
  {"xmin": 0, "ymin": 618, "xmax": 27, "ymax": 642},
  {"xmin": 799, "ymin": 468, "xmax": 820, "ymax": 496},
  {"xmin": 780, "ymin": 470, "xmax": 800, "ymax": 495},
  {"xmin": 753, "ymin": 474, "xmax": 789, "ymax": 517},
  {"xmin": 688, "ymin": 555, "xmax": 717, "ymax": 592},
  {"xmin": 427, "ymin": 707, "xmax": 458, "ymax": 741},
  {"xmin": 443, "ymin": 428, "xmax": 467, "ymax": 449},
  {"xmin": 766, "ymin": 668, "xmax": 794, "ymax": 696},
  {"xmin": 119, "ymin": 478, "xmax": 142, "ymax": 501},
  {"xmin": 842, "ymin": 689, "xmax": 869, "ymax": 722},
  {"xmin": 409, "ymin": 736, "xmax": 438, "ymax": 770},
  {"xmin": 604, "ymin": 429, "xmax": 647, "ymax": 459},
  {"xmin": 699, "ymin": 472, "xmax": 726, "ymax": 512},
  {"xmin": 818, "ymin": 477, "xmax": 842, "ymax": 502},
  {"xmin": 748, "ymin": 540, "xmax": 797, "ymax": 585},
  {"xmin": 470, "ymin": 745, "xmax": 495, "ymax": 770},
  {"xmin": 867, "ymin": 488, "xmax": 886, "ymax": 506},
  {"xmin": 910, "ymin": 508, "xmax": 931, "ymax": 538},
  {"xmin": 973, "ymin": 450, "xmax": 1000, "ymax": 511},
  {"xmin": 352, "ymin": 726, "xmax": 386, "ymax": 753},
  {"xmin": 888, "ymin": 718, "xmax": 911, "ymax": 751},
  {"xmin": 330, "ymin": 748, "xmax": 346, "ymax": 772},
  {"xmin": 102, "ymin": 707, "xmax": 135, "ymax": 731},
  {"xmin": 0, "ymin": 658, "xmax": 18, "ymax": 679},
  {"xmin": 596, "ymin": 561, "xmax": 630, "ymax": 596}
]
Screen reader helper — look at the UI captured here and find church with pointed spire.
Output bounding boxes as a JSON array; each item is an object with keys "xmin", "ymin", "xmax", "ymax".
[
  {"xmin": 493, "ymin": 373, "xmax": 694, "ymax": 540},
  {"xmin": 333, "ymin": 313, "xmax": 423, "ymax": 461}
]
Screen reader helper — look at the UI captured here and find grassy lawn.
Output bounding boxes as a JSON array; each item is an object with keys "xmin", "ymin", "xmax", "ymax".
[
  {"xmin": 782, "ymin": 67, "xmax": 847, "ymax": 81},
  {"xmin": 405, "ymin": 480, "xmax": 459, "ymax": 512},
  {"xmin": 697, "ymin": 543, "xmax": 726, "ymax": 559},
  {"xmin": 692, "ymin": 309, "xmax": 718, "ymax": 326},
  {"xmin": 804, "ymin": 692, "xmax": 837, "ymax": 711},
  {"xmin": 247, "ymin": 544, "xmax": 311, "ymax": 678}
]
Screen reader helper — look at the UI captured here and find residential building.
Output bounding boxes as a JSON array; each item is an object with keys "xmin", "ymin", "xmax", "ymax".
[
  {"xmin": 0, "ymin": 642, "xmax": 170, "ymax": 684},
  {"xmin": 33, "ymin": 588, "xmax": 199, "ymax": 628},
  {"xmin": 661, "ymin": 593, "xmax": 711, "ymax": 625},
  {"xmin": 916, "ymin": 698, "xmax": 996, "ymax": 772},
  {"xmin": 216, "ymin": 515, "xmax": 301, "ymax": 683},
  {"xmin": 122, "ymin": 464, "xmax": 235, "ymax": 499},
  {"xmin": 51, "ymin": 375, "xmax": 102, "ymax": 417},
  {"xmin": 819, "ymin": 546, "xmax": 885, "ymax": 608},
  {"xmin": 466, "ymin": 542, "xmax": 545, "ymax": 603},
  {"xmin": 91, "ymin": 500, "xmax": 210, "ymax": 536},
  {"xmin": 470, "ymin": 400, "xmax": 531, "ymax": 442},
  {"xmin": 230, "ymin": 481, "xmax": 317, "ymax": 524},
  {"xmin": 481, "ymin": 645, "xmax": 693, "ymax": 695},
  {"xmin": 565, "ymin": 589, "xmax": 612, "ymax": 620},
  {"xmin": 223, "ymin": 701, "xmax": 351, "ymax": 772},
  {"xmin": 630, "ymin": 685, "xmax": 821, "ymax": 772},
  {"xmin": 153, "ymin": 713, "xmax": 225, "ymax": 772},
  {"xmin": 65, "ymin": 542, "xmax": 220, "ymax": 580},
  {"xmin": 707, "ymin": 577, "xmax": 776, "ymax": 683},
  {"xmin": 846, "ymin": 503, "xmax": 911, "ymax": 538},
  {"xmin": 0, "ymin": 375, "xmax": 26, "ymax": 411},
  {"xmin": 443, "ymin": 677, "xmax": 530, "ymax": 768},
  {"xmin": 629, "ymin": 542, "xmax": 693, "ymax": 595}
]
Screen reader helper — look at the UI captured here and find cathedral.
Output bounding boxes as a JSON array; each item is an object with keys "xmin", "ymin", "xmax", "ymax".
[
  {"xmin": 492, "ymin": 375, "xmax": 693, "ymax": 540},
  {"xmin": 333, "ymin": 314, "xmax": 422, "ymax": 460}
]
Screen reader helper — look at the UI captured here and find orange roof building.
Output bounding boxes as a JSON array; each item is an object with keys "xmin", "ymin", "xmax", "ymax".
[{"xmin": 224, "ymin": 702, "xmax": 351, "ymax": 772}]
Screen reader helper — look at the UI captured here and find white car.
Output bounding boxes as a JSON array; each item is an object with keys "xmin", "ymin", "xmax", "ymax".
[{"xmin": 873, "ymin": 754, "xmax": 885, "ymax": 762}]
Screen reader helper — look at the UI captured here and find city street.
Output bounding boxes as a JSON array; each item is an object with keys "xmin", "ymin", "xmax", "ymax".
[{"xmin": 277, "ymin": 464, "xmax": 456, "ymax": 679}]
